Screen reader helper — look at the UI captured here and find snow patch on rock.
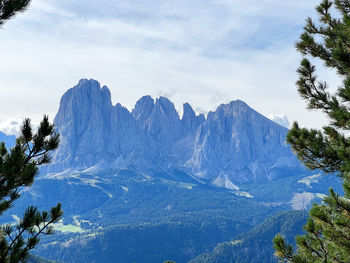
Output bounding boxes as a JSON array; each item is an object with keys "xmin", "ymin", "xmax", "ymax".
[{"xmin": 298, "ymin": 174, "xmax": 322, "ymax": 188}]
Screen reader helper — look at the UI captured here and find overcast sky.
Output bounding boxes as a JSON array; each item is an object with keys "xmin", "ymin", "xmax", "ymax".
[{"xmin": 0, "ymin": 0, "xmax": 339, "ymax": 135}]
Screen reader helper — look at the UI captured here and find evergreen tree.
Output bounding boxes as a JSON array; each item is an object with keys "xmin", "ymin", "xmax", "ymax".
[
  {"xmin": 0, "ymin": 116, "xmax": 62, "ymax": 262},
  {"xmin": 0, "ymin": 0, "xmax": 31, "ymax": 25},
  {"xmin": 273, "ymin": 0, "xmax": 350, "ymax": 262},
  {"xmin": 1, "ymin": 2, "xmax": 62, "ymax": 262}
]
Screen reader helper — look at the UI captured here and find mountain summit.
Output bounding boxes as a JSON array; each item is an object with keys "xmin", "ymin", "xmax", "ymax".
[
  {"xmin": 49, "ymin": 79, "xmax": 302, "ymax": 187},
  {"xmin": 187, "ymin": 100, "xmax": 299, "ymax": 184}
]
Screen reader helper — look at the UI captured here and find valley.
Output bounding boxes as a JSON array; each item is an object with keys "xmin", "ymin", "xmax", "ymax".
[{"xmin": 0, "ymin": 79, "xmax": 341, "ymax": 262}]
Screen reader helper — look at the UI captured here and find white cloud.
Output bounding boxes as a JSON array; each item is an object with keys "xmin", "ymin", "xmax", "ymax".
[
  {"xmin": 0, "ymin": 116, "xmax": 24, "ymax": 136},
  {"xmin": 0, "ymin": 0, "xmax": 333, "ymax": 129},
  {"xmin": 269, "ymin": 114, "xmax": 290, "ymax": 129},
  {"xmin": 0, "ymin": 116, "xmax": 41, "ymax": 136}
]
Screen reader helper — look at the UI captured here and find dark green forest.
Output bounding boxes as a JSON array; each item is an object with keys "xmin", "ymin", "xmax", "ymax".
[{"xmin": 190, "ymin": 211, "xmax": 308, "ymax": 263}]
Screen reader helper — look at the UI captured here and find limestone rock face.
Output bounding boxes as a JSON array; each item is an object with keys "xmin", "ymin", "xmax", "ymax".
[
  {"xmin": 52, "ymin": 79, "xmax": 143, "ymax": 170},
  {"xmin": 186, "ymin": 100, "xmax": 299, "ymax": 184},
  {"xmin": 49, "ymin": 79, "xmax": 302, "ymax": 187},
  {"xmin": 53, "ymin": 79, "xmax": 110, "ymax": 169},
  {"xmin": 181, "ymin": 103, "xmax": 205, "ymax": 136},
  {"xmin": 131, "ymin": 96, "xmax": 154, "ymax": 125}
]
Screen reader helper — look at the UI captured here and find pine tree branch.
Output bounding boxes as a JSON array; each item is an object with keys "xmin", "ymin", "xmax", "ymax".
[
  {"xmin": 0, "ymin": 0, "xmax": 31, "ymax": 25},
  {"xmin": 3, "ymin": 226, "xmax": 26, "ymax": 260}
]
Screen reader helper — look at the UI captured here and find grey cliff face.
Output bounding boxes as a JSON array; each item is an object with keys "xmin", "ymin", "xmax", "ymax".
[
  {"xmin": 132, "ymin": 96, "xmax": 154, "ymax": 125},
  {"xmin": 186, "ymin": 100, "xmax": 298, "ymax": 184},
  {"xmin": 53, "ymin": 79, "xmax": 111, "ymax": 169},
  {"xmin": 52, "ymin": 79, "xmax": 143, "ymax": 170},
  {"xmin": 141, "ymin": 96, "xmax": 182, "ymax": 143},
  {"xmin": 49, "ymin": 79, "xmax": 302, "ymax": 187},
  {"xmin": 181, "ymin": 103, "xmax": 204, "ymax": 135}
]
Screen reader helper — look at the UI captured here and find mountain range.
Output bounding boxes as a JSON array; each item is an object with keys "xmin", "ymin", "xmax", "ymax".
[
  {"xmin": 0, "ymin": 79, "xmax": 342, "ymax": 262},
  {"xmin": 49, "ymin": 79, "xmax": 301, "ymax": 188}
]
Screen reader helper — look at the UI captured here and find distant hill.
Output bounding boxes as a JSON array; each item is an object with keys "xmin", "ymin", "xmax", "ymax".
[
  {"xmin": 33, "ymin": 210, "xmax": 308, "ymax": 263},
  {"xmin": 0, "ymin": 131, "xmax": 15, "ymax": 148},
  {"xmin": 189, "ymin": 210, "xmax": 308, "ymax": 263},
  {"xmin": 28, "ymin": 254, "xmax": 58, "ymax": 263},
  {"xmin": 34, "ymin": 220, "xmax": 253, "ymax": 263}
]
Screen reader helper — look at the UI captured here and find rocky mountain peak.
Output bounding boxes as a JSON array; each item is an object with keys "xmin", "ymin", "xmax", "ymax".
[
  {"xmin": 186, "ymin": 99, "xmax": 297, "ymax": 183},
  {"xmin": 132, "ymin": 95, "xmax": 154, "ymax": 123},
  {"xmin": 54, "ymin": 79, "xmax": 112, "ymax": 127},
  {"xmin": 182, "ymin": 103, "xmax": 196, "ymax": 121},
  {"xmin": 182, "ymin": 103, "xmax": 204, "ymax": 135},
  {"xmin": 153, "ymin": 96, "xmax": 180, "ymax": 121},
  {"xmin": 48, "ymin": 79, "xmax": 302, "ymax": 188},
  {"xmin": 51, "ymin": 79, "xmax": 115, "ymax": 170}
]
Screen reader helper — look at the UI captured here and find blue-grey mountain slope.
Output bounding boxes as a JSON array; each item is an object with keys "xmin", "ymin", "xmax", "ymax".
[
  {"xmin": 189, "ymin": 210, "xmax": 308, "ymax": 263},
  {"xmin": 36, "ymin": 78, "xmax": 341, "ymax": 211},
  {"xmin": 0, "ymin": 131, "xmax": 15, "ymax": 148},
  {"xmin": 186, "ymin": 100, "xmax": 300, "ymax": 185},
  {"xmin": 0, "ymin": 79, "xmax": 342, "ymax": 263},
  {"xmin": 49, "ymin": 79, "xmax": 305, "ymax": 188}
]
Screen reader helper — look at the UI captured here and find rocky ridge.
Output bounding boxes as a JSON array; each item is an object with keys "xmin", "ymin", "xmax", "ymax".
[{"xmin": 48, "ymin": 79, "xmax": 302, "ymax": 187}]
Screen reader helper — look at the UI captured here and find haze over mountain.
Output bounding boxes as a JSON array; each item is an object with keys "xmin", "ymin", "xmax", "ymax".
[{"xmin": 48, "ymin": 79, "xmax": 301, "ymax": 188}]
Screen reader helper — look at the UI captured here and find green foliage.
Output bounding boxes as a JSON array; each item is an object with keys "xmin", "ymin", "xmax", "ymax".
[
  {"xmin": 274, "ymin": 189, "xmax": 350, "ymax": 262},
  {"xmin": 27, "ymin": 255, "xmax": 58, "ymax": 263},
  {"xmin": 34, "ymin": 218, "xmax": 254, "ymax": 263},
  {"xmin": 0, "ymin": 0, "xmax": 31, "ymax": 25},
  {"xmin": 0, "ymin": 2, "xmax": 61, "ymax": 262},
  {"xmin": 190, "ymin": 211, "xmax": 308, "ymax": 263},
  {"xmin": 273, "ymin": 1, "xmax": 350, "ymax": 262},
  {"xmin": 0, "ymin": 116, "xmax": 63, "ymax": 262},
  {"xmin": 7, "ymin": 167, "xmax": 283, "ymax": 262}
]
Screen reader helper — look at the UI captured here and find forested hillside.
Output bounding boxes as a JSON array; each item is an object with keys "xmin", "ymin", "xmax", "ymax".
[{"xmin": 189, "ymin": 210, "xmax": 308, "ymax": 263}]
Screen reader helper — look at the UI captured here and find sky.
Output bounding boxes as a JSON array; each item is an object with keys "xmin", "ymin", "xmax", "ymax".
[{"xmin": 0, "ymin": 0, "xmax": 340, "ymax": 135}]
